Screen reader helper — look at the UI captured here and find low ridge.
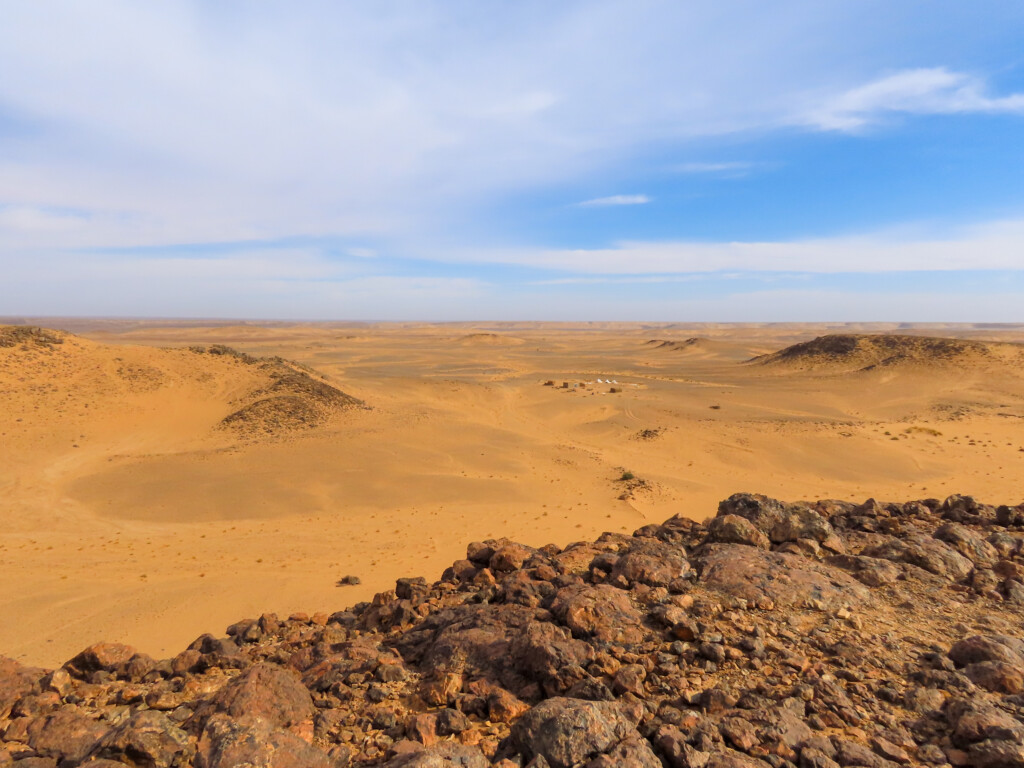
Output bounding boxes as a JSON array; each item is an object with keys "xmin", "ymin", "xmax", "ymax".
[
  {"xmin": 189, "ymin": 345, "xmax": 364, "ymax": 436},
  {"xmin": 750, "ymin": 333, "xmax": 1024, "ymax": 373},
  {"xmin": 4, "ymin": 492, "xmax": 1024, "ymax": 767},
  {"xmin": 0, "ymin": 326, "xmax": 65, "ymax": 349},
  {"xmin": 457, "ymin": 333, "xmax": 525, "ymax": 346},
  {"xmin": 646, "ymin": 338, "xmax": 707, "ymax": 351}
]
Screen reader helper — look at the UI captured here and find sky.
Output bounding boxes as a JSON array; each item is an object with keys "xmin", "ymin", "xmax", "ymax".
[{"xmin": 2, "ymin": 1, "xmax": 1024, "ymax": 321}]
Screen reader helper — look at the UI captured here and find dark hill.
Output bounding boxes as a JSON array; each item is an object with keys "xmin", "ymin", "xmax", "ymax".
[
  {"xmin": 185, "ymin": 345, "xmax": 363, "ymax": 436},
  {"xmin": 751, "ymin": 333, "xmax": 1024, "ymax": 372}
]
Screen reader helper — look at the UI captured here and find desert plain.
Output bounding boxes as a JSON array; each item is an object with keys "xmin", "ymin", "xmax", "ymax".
[{"xmin": 3, "ymin": 319, "xmax": 1024, "ymax": 667}]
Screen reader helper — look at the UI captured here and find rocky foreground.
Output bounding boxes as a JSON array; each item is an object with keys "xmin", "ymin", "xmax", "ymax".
[{"xmin": 5, "ymin": 495, "xmax": 1024, "ymax": 768}]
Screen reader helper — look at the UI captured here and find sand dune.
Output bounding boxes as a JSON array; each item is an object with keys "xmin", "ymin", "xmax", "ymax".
[{"xmin": 4, "ymin": 321, "xmax": 1024, "ymax": 666}]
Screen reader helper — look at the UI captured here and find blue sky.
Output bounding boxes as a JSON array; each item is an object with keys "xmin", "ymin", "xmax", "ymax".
[{"xmin": 2, "ymin": 1, "xmax": 1024, "ymax": 320}]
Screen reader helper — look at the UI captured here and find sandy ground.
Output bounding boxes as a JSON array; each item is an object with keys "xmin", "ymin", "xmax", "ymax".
[{"xmin": 3, "ymin": 320, "xmax": 1024, "ymax": 667}]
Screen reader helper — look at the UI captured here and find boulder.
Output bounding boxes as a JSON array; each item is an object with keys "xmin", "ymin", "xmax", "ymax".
[
  {"xmin": 606, "ymin": 540, "xmax": 692, "ymax": 587},
  {"xmin": 87, "ymin": 710, "xmax": 194, "ymax": 768},
  {"xmin": 27, "ymin": 710, "xmax": 110, "ymax": 764},
  {"xmin": 704, "ymin": 516, "xmax": 770, "ymax": 549},
  {"xmin": 967, "ymin": 740, "xmax": 1024, "ymax": 768},
  {"xmin": 696, "ymin": 544, "xmax": 870, "ymax": 609},
  {"xmin": 825, "ymin": 555, "xmax": 901, "ymax": 587},
  {"xmin": 413, "ymin": 603, "xmax": 538, "ymax": 688},
  {"xmin": 510, "ymin": 697, "xmax": 637, "ymax": 768},
  {"xmin": 942, "ymin": 495, "xmax": 997, "ymax": 525},
  {"xmin": 963, "ymin": 662, "xmax": 1024, "ymax": 694},
  {"xmin": 383, "ymin": 743, "xmax": 489, "ymax": 767},
  {"xmin": 717, "ymin": 494, "xmax": 790, "ymax": 534},
  {"xmin": 769, "ymin": 505, "xmax": 835, "ymax": 544},
  {"xmin": 550, "ymin": 584, "xmax": 647, "ymax": 645},
  {"xmin": 490, "ymin": 543, "xmax": 536, "ymax": 573},
  {"xmin": 950, "ymin": 635, "xmax": 1024, "ymax": 667},
  {"xmin": 64, "ymin": 643, "xmax": 137, "ymax": 680},
  {"xmin": 210, "ymin": 663, "xmax": 315, "ymax": 733},
  {"xmin": 0, "ymin": 657, "xmax": 40, "ymax": 719},
  {"xmin": 947, "ymin": 699, "xmax": 1024, "ymax": 747},
  {"xmin": 934, "ymin": 523, "xmax": 999, "ymax": 569},
  {"xmin": 585, "ymin": 736, "xmax": 662, "ymax": 767},
  {"xmin": 833, "ymin": 739, "xmax": 898, "ymax": 768},
  {"xmin": 196, "ymin": 715, "xmax": 333, "ymax": 768},
  {"xmin": 861, "ymin": 534, "xmax": 974, "ymax": 581},
  {"xmin": 510, "ymin": 620, "xmax": 596, "ymax": 683}
]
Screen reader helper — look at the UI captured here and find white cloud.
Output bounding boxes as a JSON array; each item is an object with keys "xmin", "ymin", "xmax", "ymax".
[
  {"xmin": 672, "ymin": 162, "xmax": 755, "ymax": 175},
  {"xmin": 1, "ymin": 2, "xmax": 1020, "ymax": 258},
  {"xmin": 0, "ymin": 2, "xmax": 1023, "ymax": 322},
  {"xmin": 576, "ymin": 194, "xmax": 651, "ymax": 207},
  {"xmin": 439, "ymin": 218, "xmax": 1024, "ymax": 274},
  {"xmin": 0, "ymin": 206, "xmax": 90, "ymax": 233},
  {"xmin": 0, "ymin": 246, "xmax": 485, "ymax": 319},
  {"xmin": 803, "ymin": 68, "xmax": 1024, "ymax": 131},
  {"xmin": 345, "ymin": 247, "xmax": 378, "ymax": 259}
]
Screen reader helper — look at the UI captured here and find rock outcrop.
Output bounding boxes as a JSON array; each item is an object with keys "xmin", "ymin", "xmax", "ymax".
[{"xmin": 4, "ymin": 492, "xmax": 1024, "ymax": 767}]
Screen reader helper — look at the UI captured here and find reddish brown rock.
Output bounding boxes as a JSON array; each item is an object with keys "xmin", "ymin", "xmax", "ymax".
[
  {"xmin": 697, "ymin": 544, "xmax": 870, "ymax": 608},
  {"xmin": 550, "ymin": 584, "xmax": 646, "ymax": 645},
  {"xmin": 407, "ymin": 713, "xmax": 439, "ymax": 746},
  {"xmin": 653, "ymin": 725, "xmax": 711, "ymax": 768},
  {"xmin": 209, "ymin": 663, "xmax": 315, "ymax": 735},
  {"xmin": 510, "ymin": 697, "xmax": 637, "ymax": 768},
  {"xmin": 717, "ymin": 493, "xmax": 790, "ymax": 534},
  {"xmin": 718, "ymin": 718, "xmax": 758, "ymax": 752},
  {"xmin": 705, "ymin": 515, "xmax": 771, "ymax": 549},
  {"xmin": 64, "ymin": 642, "xmax": 137, "ymax": 679},
  {"xmin": 966, "ymin": 740, "xmax": 1024, "ymax": 768},
  {"xmin": 413, "ymin": 603, "xmax": 540, "ymax": 689},
  {"xmin": 382, "ymin": 743, "xmax": 489, "ymax": 767},
  {"xmin": 948, "ymin": 699, "xmax": 1024, "ymax": 746},
  {"xmin": 769, "ymin": 505, "xmax": 835, "ymax": 544},
  {"xmin": 196, "ymin": 715, "xmax": 333, "ymax": 768},
  {"xmin": 27, "ymin": 709, "xmax": 110, "ymax": 764},
  {"xmin": 487, "ymin": 687, "xmax": 530, "ymax": 723},
  {"xmin": 87, "ymin": 710, "xmax": 193, "ymax": 768},
  {"xmin": 490, "ymin": 543, "xmax": 535, "ymax": 572},
  {"xmin": 12, "ymin": 492, "xmax": 1024, "ymax": 768},
  {"xmin": 862, "ymin": 534, "xmax": 974, "ymax": 581},
  {"xmin": 963, "ymin": 661, "xmax": 1024, "ymax": 693},
  {"xmin": 935, "ymin": 523, "xmax": 1000, "ymax": 568},
  {"xmin": 606, "ymin": 540, "xmax": 691, "ymax": 587},
  {"xmin": 0, "ymin": 657, "xmax": 40, "ymax": 719},
  {"xmin": 950, "ymin": 635, "xmax": 1024, "ymax": 667},
  {"xmin": 510, "ymin": 620, "xmax": 596, "ymax": 683},
  {"xmin": 585, "ymin": 736, "xmax": 663, "ymax": 767},
  {"xmin": 825, "ymin": 554, "xmax": 901, "ymax": 587},
  {"xmin": 941, "ymin": 494, "xmax": 997, "ymax": 525}
]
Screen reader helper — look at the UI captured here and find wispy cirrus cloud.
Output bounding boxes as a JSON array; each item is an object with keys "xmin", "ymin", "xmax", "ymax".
[
  {"xmin": 438, "ymin": 218, "xmax": 1024, "ymax": 275},
  {"xmin": 5, "ymin": 4, "xmax": 1018, "ymax": 259},
  {"xmin": 803, "ymin": 67, "xmax": 1024, "ymax": 131},
  {"xmin": 1, "ymin": 3, "xmax": 1023, "ymax": 319},
  {"xmin": 671, "ymin": 162, "xmax": 756, "ymax": 176},
  {"xmin": 576, "ymin": 194, "xmax": 651, "ymax": 207}
]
